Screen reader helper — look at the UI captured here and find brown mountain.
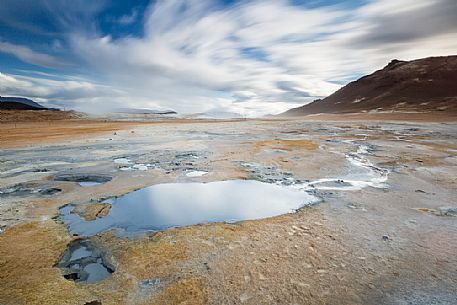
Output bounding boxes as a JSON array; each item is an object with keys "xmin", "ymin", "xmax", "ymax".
[{"xmin": 282, "ymin": 55, "xmax": 457, "ymax": 116}]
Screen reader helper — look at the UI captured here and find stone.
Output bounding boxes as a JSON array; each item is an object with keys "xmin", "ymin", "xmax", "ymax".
[{"xmin": 437, "ymin": 207, "xmax": 457, "ymax": 216}]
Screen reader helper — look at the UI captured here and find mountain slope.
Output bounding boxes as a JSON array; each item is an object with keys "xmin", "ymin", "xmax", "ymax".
[
  {"xmin": 282, "ymin": 55, "xmax": 457, "ymax": 116},
  {"xmin": 0, "ymin": 96, "xmax": 45, "ymax": 109}
]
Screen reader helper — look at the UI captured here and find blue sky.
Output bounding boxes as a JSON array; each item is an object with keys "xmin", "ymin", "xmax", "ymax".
[{"xmin": 1, "ymin": 0, "xmax": 456, "ymax": 116}]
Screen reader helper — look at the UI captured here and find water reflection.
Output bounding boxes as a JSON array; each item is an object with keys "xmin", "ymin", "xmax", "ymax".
[
  {"xmin": 57, "ymin": 239, "xmax": 114, "ymax": 283},
  {"xmin": 61, "ymin": 180, "xmax": 317, "ymax": 236},
  {"xmin": 79, "ymin": 182, "xmax": 102, "ymax": 187}
]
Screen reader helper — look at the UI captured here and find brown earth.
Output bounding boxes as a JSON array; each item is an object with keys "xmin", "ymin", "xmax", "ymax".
[
  {"xmin": 0, "ymin": 116, "xmax": 456, "ymax": 305},
  {"xmin": 0, "ymin": 110, "xmax": 253, "ymax": 148},
  {"xmin": 0, "ymin": 120, "xmax": 149, "ymax": 148},
  {"xmin": 1, "ymin": 111, "xmax": 456, "ymax": 150},
  {"xmin": 73, "ymin": 203, "xmax": 112, "ymax": 221},
  {"xmin": 0, "ymin": 110, "xmax": 85, "ymax": 122}
]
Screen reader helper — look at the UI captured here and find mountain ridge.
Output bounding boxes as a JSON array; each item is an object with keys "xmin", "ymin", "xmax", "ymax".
[
  {"xmin": 0, "ymin": 96, "xmax": 60, "ymax": 111},
  {"xmin": 282, "ymin": 55, "xmax": 457, "ymax": 116}
]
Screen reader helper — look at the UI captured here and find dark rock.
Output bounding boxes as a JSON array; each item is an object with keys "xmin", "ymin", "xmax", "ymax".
[{"xmin": 84, "ymin": 301, "xmax": 102, "ymax": 305}]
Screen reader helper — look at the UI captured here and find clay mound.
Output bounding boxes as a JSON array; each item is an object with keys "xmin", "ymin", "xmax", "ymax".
[{"xmin": 283, "ymin": 55, "xmax": 457, "ymax": 116}]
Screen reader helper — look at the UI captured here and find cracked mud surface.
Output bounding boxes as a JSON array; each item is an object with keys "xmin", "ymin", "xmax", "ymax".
[{"xmin": 0, "ymin": 118, "xmax": 456, "ymax": 304}]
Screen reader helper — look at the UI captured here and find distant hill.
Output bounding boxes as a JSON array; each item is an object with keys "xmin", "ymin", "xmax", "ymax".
[
  {"xmin": 192, "ymin": 110, "xmax": 244, "ymax": 119},
  {"xmin": 282, "ymin": 55, "xmax": 457, "ymax": 116},
  {"xmin": 113, "ymin": 108, "xmax": 177, "ymax": 115},
  {"xmin": 0, "ymin": 96, "xmax": 44, "ymax": 109},
  {"xmin": 0, "ymin": 96, "xmax": 59, "ymax": 111}
]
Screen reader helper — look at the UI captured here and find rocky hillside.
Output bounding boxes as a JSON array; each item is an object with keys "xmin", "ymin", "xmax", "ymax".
[
  {"xmin": 283, "ymin": 56, "xmax": 457, "ymax": 116},
  {"xmin": 0, "ymin": 96, "xmax": 46, "ymax": 110}
]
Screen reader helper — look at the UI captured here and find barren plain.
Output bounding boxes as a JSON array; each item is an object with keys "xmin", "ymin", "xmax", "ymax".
[{"xmin": 1, "ymin": 114, "xmax": 456, "ymax": 305}]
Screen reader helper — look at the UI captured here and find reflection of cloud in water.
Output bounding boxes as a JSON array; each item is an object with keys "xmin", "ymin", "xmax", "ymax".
[
  {"xmin": 60, "ymin": 180, "xmax": 318, "ymax": 237},
  {"xmin": 79, "ymin": 182, "xmax": 102, "ymax": 187}
]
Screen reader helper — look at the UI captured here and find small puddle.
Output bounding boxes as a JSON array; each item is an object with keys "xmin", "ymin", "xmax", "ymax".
[
  {"xmin": 185, "ymin": 170, "xmax": 208, "ymax": 177},
  {"xmin": 113, "ymin": 158, "xmax": 132, "ymax": 164},
  {"xmin": 78, "ymin": 182, "xmax": 102, "ymax": 187},
  {"xmin": 60, "ymin": 180, "xmax": 317, "ymax": 237},
  {"xmin": 56, "ymin": 239, "xmax": 114, "ymax": 283},
  {"xmin": 119, "ymin": 164, "xmax": 150, "ymax": 171}
]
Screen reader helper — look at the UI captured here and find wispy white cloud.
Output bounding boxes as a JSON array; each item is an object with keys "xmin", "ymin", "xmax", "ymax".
[
  {"xmin": 1, "ymin": 0, "xmax": 457, "ymax": 116},
  {"xmin": 0, "ymin": 41, "xmax": 68, "ymax": 69},
  {"xmin": 118, "ymin": 9, "xmax": 139, "ymax": 25}
]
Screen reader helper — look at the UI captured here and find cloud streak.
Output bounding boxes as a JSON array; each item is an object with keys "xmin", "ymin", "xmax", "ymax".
[
  {"xmin": 0, "ymin": 41, "xmax": 68, "ymax": 69},
  {"xmin": 1, "ymin": 0, "xmax": 457, "ymax": 116}
]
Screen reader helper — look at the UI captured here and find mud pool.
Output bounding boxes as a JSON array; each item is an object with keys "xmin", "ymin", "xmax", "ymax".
[
  {"xmin": 54, "ymin": 174, "xmax": 112, "ymax": 185},
  {"xmin": 56, "ymin": 239, "xmax": 114, "ymax": 283},
  {"xmin": 60, "ymin": 180, "xmax": 318, "ymax": 236}
]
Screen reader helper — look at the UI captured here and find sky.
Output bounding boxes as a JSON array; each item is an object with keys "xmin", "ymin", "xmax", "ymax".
[{"xmin": 0, "ymin": 0, "xmax": 456, "ymax": 116}]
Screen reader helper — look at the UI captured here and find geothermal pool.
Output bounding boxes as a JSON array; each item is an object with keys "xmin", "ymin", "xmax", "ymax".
[{"xmin": 60, "ymin": 180, "xmax": 318, "ymax": 237}]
